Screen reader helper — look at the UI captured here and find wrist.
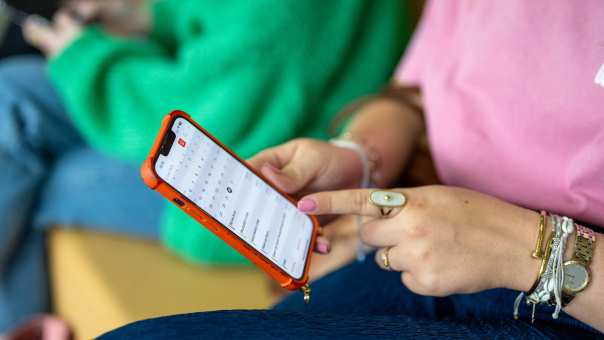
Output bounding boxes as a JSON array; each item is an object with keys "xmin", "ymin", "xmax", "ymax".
[
  {"xmin": 331, "ymin": 136, "xmax": 377, "ymax": 188},
  {"xmin": 345, "ymin": 100, "xmax": 422, "ymax": 186},
  {"xmin": 499, "ymin": 209, "xmax": 543, "ymax": 292}
]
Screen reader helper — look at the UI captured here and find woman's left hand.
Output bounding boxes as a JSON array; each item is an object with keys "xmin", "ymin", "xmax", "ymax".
[{"xmin": 298, "ymin": 185, "xmax": 541, "ymax": 296}]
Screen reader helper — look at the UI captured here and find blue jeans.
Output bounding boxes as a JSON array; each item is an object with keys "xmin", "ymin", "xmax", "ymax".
[
  {"xmin": 99, "ymin": 256, "xmax": 603, "ymax": 339},
  {"xmin": 0, "ymin": 57, "xmax": 163, "ymax": 331}
]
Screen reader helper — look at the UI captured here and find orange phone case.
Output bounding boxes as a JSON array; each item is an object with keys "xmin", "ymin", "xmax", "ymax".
[{"xmin": 141, "ymin": 110, "xmax": 319, "ymax": 291}]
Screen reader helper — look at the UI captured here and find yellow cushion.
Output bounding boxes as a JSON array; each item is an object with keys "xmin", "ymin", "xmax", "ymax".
[{"xmin": 48, "ymin": 229, "xmax": 275, "ymax": 339}]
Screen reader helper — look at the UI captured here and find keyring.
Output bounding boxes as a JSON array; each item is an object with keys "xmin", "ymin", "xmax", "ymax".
[{"xmin": 369, "ymin": 190, "xmax": 407, "ymax": 218}]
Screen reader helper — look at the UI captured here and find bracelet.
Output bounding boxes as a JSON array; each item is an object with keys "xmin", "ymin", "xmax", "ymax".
[
  {"xmin": 514, "ymin": 213, "xmax": 574, "ymax": 321},
  {"xmin": 514, "ymin": 222, "xmax": 553, "ymax": 321},
  {"xmin": 329, "ymin": 137, "xmax": 376, "ymax": 261},
  {"xmin": 330, "ymin": 131, "xmax": 381, "ymax": 186},
  {"xmin": 532, "ymin": 215, "xmax": 573, "ymax": 318},
  {"xmin": 531, "ymin": 211, "xmax": 547, "ymax": 259},
  {"xmin": 329, "ymin": 139, "xmax": 372, "ymax": 189}
]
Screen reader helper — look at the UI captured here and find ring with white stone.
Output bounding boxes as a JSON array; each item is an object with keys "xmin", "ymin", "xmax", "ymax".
[{"xmin": 369, "ymin": 190, "xmax": 407, "ymax": 217}]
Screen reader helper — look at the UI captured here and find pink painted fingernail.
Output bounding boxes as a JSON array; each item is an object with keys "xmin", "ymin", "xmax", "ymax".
[
  {"xmin": 317, "ymin": 242, "xmax": 329, "ymax": 254},
  {"xmin": 298, "ymin": 198, "xmax": 317, "ymax": 213}
]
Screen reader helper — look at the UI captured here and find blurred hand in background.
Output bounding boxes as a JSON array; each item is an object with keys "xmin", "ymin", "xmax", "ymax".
[
  {"xmin": 64, "ymin": 0, "xmax": 150, "ymax": 36},
  {"xmin": 22, "ymin": 11, "xmax": 82, "ymax": 57},
  {"xmin": 23, "ymin": 0, "xmax": 150, "ymax": 58}
]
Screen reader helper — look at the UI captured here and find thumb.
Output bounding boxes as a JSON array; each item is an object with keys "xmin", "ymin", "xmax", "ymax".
[
  {"xmin": 261, "ymin": 160, "xmax": 317, "ymax": 194},
  {"xmin": 250, "ymin": 140, "xmax": 321, "ymax": 194}
]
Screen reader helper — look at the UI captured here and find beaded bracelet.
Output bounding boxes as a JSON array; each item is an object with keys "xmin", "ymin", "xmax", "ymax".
[
  {"xmin": 329, "ymin": 136, "xmax": 376, "ymax": 261},
  {"xmin": 513, "ymin": 213, "xmax": 574, "ymax": 321}
]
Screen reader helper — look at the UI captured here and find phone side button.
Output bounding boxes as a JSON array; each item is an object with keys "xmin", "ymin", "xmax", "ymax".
[{"xmin": 173, "ymin": 198, "xmax": 185, "ymax": 207}]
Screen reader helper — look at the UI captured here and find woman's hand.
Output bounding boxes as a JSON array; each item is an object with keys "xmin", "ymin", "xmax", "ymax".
[
  {"xmin": 248, "ymin": 139, "xmax": 364, "ymax": 196},
  {"xmin": 249, "ymin": 139, "xmax": 365, "ymax": 255},
  {"xmin": 23, "ymin": 12, "xmax": 83, "ymax": 58},
  {"xmin": 298, "ymin": 186, "xmax": 541, "ymax": 296}
]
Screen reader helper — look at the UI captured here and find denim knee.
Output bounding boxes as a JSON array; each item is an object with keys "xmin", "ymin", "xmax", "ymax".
[{"xmin": 0, "ymin": 56, "xmax": 80, "ymax": 160}]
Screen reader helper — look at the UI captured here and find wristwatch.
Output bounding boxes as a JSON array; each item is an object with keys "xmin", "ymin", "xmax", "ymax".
[{"xmin": 561, "ymin": 224, "xmax": 596, "ymax": 306}]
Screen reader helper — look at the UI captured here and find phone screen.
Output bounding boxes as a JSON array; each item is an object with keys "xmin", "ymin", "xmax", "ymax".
[{"xmin": 154, "ymin": 117, "xmax": 313, "ymax": 279}]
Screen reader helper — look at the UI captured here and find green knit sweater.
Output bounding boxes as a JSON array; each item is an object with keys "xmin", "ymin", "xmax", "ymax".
[{"xmin": 48, "ymin": 0, "xmax": 410, "ymax": 264}]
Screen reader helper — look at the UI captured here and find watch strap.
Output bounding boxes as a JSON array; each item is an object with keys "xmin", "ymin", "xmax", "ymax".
[{"xmin": 574, "ymin": 224, "xmax": 595, "ymax": 264}]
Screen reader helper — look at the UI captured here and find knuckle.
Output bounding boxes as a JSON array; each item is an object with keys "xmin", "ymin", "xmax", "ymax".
[
  {"xmin": 353, "ymin": 190, "xmax": 369, "ymax": 213},
  {"xmin": 410, "ymin": 244, "xmax": 431, "ymax": 262},
  {"xmin": 419, "ymin": 271, "xmax": 444, "ymax": 296},
  {"xmin": 400, "ymin": 272, "xmax": 409, "ymax": 285},
  {"xmin": 322, "ymin": 194, "xmax": 333, "ymax": 212},
  {"xmin": 401, "ymin": 273, "xmax": 430, "ymax": 296}
]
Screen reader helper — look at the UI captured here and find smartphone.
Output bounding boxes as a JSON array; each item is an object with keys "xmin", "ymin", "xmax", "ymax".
[{"xmin": 142, "ymin": 111, "xmax": 319, "ymax": 291}]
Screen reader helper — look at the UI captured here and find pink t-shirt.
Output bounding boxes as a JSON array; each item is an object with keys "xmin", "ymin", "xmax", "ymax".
[{"xmin": 396, "ymin": 1, "xmax": 604, "ymax": 227}]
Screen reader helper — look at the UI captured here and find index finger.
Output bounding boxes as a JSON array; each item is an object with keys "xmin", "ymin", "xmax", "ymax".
[{"xmin": 298, "ymin": 189, "xmax": 408, "ymax": 218}]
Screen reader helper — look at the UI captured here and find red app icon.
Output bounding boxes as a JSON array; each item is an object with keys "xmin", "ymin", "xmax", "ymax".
[{"xmin": 178, "ymin": 138, "xmax": 187, "ymax": 147}]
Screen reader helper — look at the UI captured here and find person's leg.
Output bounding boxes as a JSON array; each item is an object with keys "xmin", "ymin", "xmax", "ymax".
[
  {"xmin": 97, "ymin": 310, "xmax": 592, "ymax": 340},
  {"xmin": 34, "ymin": 147, "xmax": 163, "ymax": 239},
  {"xmin": 274, "ymin": 256, "xmax": 603, "ymax": 337},
  {"xmin": 0, "ymin": 56, "xmax": 83, "ymax": 331},
  {"xmin": 98, "ymin": 257, "xmax": 602, "ymax": 339},
  {"xmin": 274, "ymin": 257, "xmax": 447, "ymax": 318},
  {"xmin": 0, "ymin": 56, "xmax": 163, "ymax": 332}
]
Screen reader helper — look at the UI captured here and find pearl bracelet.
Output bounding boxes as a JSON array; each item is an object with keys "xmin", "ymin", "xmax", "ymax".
[
  {"xmin": 329, "ymin": 136, "xmax": 378, "ymax": 261},
  {"xmin": 514, "ymin": 213, "xmax": 574, "ymax": 321}
]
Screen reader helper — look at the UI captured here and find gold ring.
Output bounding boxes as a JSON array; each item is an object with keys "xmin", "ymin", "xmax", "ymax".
[
  {"xmin": 369, "ymin": 190, "xmax": 407, "ymax": 218},
  {"xmin": 381, "ymin": 247, "xmax": 391, "ymax": 270}
]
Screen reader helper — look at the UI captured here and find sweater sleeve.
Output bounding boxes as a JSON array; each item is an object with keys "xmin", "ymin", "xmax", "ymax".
[
  {"xmin": 148, "ymin": 0, "xmax": 181, "ymax": 51},
  {"xmin": 47, "ymin": 0, "xmax": 409, "ymax": 265},
  {"xmin": 48, "ymin": 17, "xmax": 303, "ymax": 161}
]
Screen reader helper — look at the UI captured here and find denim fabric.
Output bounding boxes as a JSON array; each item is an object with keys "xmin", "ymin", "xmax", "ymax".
[
  {"xmin": 0, "ymin": 57, "xmax": 162, "ymax": 331},
  {"xmin": 100, "ymin": 257, "xmax": 603, "ymax": 339}
]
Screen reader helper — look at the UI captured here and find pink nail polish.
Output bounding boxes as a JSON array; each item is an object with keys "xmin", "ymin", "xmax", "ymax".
[
  {"xmin": 317, "ymin": 242, "xmax": 329, "ymax": 254},
  {"xmin": 298, "ymin": 199, "xmax": 316, "ymax": 212}
]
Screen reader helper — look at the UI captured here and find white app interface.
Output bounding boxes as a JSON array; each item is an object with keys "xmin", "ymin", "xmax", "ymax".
[{"xmin": 155, "ymin": 118, "xmax": 313, "ymax": 278}]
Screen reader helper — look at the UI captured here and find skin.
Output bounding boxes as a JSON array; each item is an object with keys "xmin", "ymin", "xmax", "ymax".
[
  {"xmin": 23, "ymin": 3, "xmax": 603, "ymax": 331},
  {"xmin": 248, "ymin": 95, "xmax": 604, "ymax": 332},
  {"xmin": 23, "ymin": 0, "xmax": 150, "ymax": 57}
]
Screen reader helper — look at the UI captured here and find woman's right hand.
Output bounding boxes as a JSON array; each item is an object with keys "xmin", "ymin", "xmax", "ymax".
[{"xmin": 248, "ymin": 139, "xmax": 364, "ymax": 197}]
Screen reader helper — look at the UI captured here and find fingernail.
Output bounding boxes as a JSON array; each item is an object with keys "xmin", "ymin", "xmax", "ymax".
[
  {"xmin": 317, "ymin": 242, "xmax": 329, "ymax": 254},
  {"xmin": 298, "ymin": 198, "xmax": 316, "ymax": 213}
]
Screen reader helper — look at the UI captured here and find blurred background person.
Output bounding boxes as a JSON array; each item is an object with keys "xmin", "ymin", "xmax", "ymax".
[{"xmin": 0, "ymin": 0, "xmax": 412, "ymax": 336}]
